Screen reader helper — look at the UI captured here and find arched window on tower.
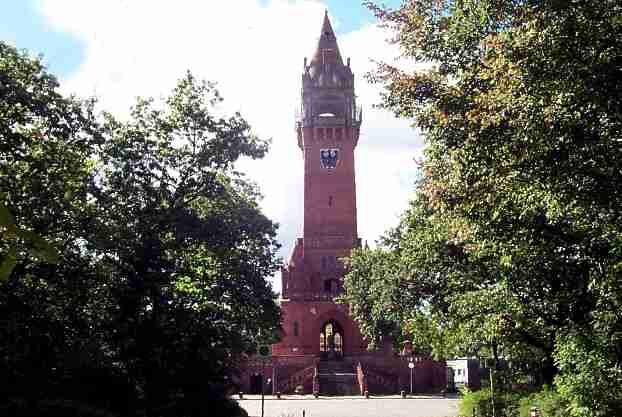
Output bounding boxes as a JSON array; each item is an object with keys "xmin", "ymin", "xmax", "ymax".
[
  {"xmin": 325, "ymin": 323, "xmax": 333, "ymax": 338},
  {"xmin": 328, "ymin": 195, "xmax": 333, "ymax": 207},
  {"xmin": 293, "ymin": 321, "xmax": 299, "ymax": 337},
  {"xmin": 334, "ymin": 332, "xmax": 343, "ymax": 353}
]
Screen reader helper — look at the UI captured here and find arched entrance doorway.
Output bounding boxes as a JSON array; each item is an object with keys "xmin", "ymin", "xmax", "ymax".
[{"xmin": 319, "ymin": 320, "xmax": 344, "ymax": 360}]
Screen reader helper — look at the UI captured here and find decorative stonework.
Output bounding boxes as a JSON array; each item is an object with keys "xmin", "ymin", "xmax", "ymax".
[{"xmin": 320, "ymin": 148, "xmax": 339, "ymax": 169}]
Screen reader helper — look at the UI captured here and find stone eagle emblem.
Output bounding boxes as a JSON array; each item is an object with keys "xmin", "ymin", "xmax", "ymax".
[{"xmin": 320, "ymin": 148, "xmax": 339, "ymax": 169}]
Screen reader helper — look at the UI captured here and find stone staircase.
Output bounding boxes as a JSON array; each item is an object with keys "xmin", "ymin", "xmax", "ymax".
[
  {"xmin": 277, "ymin": 364, "xmax": 317, "ymax": 394},
  {"xmin": 317, "ymin": 360, "xmax": 359, "ymax": 395}
]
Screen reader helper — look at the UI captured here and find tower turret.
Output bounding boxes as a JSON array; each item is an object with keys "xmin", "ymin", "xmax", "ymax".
[{"xmin": 298, "ymin": 12, "xmax": 362, "ymax": 136}]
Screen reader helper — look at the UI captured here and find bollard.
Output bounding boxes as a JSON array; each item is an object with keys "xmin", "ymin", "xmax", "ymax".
[
  {"xmin": 238, "ymin": 392, "xmax": 243, "ymax": 400},
  {"xmin": 364, "ymin": 390, "xmax": 370, "ymax": 399},
  {"xmin": 530, "ymin": 406, "xmax": 540, "ymax": 417},
  {"xmin": 276, "ymin": 391, "xmax": 281, "ymax": 399},
  {"xmin": 401, "ymin": 390, "xmax": 406, "ymax": 398},
  {"xmin": 313, "ymin": 391, "xmax": 319, "ymax": 398},
  {"xmin": 302, "ymin": 410, "xmax": 305, "ymax": 417}
]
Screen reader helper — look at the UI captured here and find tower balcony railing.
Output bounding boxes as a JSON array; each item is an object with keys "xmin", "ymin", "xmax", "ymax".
[
  {"xmin": 294, "ymin": 106, "xmax": 363, "ymax": 127},
  {"xmin": 313, "ymin": 115, "xmax": 346, "ymax": 126}
]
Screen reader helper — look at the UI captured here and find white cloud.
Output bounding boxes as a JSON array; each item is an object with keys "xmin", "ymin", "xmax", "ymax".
[{"xmin": 38, "ymin": 0, "xmax": 424, "ymax": 292}]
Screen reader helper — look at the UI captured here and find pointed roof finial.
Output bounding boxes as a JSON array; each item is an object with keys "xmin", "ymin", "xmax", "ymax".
[
  {"xmin": 310, "ymin": 10, "xmax": 343, "ymax": 66},
  {"xmin": 320, "ymin": 10, "xmax": 335, "ymax": 42}
]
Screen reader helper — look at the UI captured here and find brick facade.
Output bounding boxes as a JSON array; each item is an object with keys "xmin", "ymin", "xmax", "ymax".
[{"xmin": 237, "ymin": 11, "xmax": 446, "ymax": 396}]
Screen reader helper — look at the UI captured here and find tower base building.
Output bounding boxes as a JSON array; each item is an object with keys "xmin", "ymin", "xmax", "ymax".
[{"xmin": 238, "ymin": 12, "xmax": 446, "ymax": 396}]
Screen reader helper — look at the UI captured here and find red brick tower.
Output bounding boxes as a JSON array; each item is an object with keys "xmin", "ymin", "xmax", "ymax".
[
  {"xmin": 240, "ymin": 13, "xmax": 448, "ymax": 397},
  {"xmin": 274, "ymin": 11, "xmax": 367, "ymax": 359}
]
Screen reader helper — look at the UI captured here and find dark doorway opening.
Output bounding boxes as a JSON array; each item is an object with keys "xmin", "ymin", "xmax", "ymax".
[
  {"xmin": 250, "ymin": 373, "xmax": 263, "ymax": 394},
  {"xmin": 320, "ymin": 320, "xmax": 344, "ymax": 360}
]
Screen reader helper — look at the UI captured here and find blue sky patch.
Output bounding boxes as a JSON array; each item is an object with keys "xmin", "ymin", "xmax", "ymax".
[
  {"xmin": 0, "ymin": 0, "xmax": 84, "ymax": 79},
  {"xmin": 325, "ymin": 0, "xmax": 402, "ymax": 34}
]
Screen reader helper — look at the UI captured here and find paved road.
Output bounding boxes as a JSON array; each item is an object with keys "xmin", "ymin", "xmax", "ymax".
[{"xmin": 238, "ymin": 395, "xmax": 460, "ymax": 417}]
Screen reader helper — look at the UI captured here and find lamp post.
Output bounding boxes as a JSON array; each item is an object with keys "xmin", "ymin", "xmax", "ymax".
[
  {"xmin": 408, "ymin": 358, "xmax": 415, "ymax": 395},
  {"xmin": 257, "ymin": 344, "xmax": 270, "ymax": 417},
  {"xmin": 261, "ymin": 367, "xmax": 265, "ymax": 417}
]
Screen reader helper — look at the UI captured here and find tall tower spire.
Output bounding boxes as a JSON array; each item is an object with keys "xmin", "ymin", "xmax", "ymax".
[
  {"xmin": 241, "ymin": 12, "xmax": 448, "ymax": 394},
  {"xmin": 274, "ymin": 11, "xmax": 368, "ymax": 360},
  {"xmin": 297, "ymin": 12, "xmax": 362, "ymax": 242},
  {"xmin": 311, "ymin": 10, "xmax": 343, "ymax": 66}
]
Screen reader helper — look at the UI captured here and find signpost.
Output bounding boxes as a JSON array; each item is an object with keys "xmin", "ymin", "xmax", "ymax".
[
  {"xmin": 257, "ymin": 345, "xmax": 271, "ymax": 417},
  {"xmin": 408, "ymin": 358, "xmax": 415, "ymax": 395}
]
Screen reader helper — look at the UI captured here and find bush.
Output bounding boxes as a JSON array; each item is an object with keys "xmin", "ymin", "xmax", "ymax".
[
  {"xmin": 460, "ymin": 388, "xmax": 488, "ymax": 416},
  {"xmin": 459, "ymin": 388, "xmax": 507, "ymax": 416},
  {"xmin": 518, "ymin": 386, "xmax": 568, "ymax": 417},
  {"xmin": 555, "ymin": 333, "xmax": 622, "ymax": 417},
  {"xmin": 460, "ymin": 386, "xmax": 569, "ymax": 417},
  {"xmin": 459, "ymin": 387, "xmax": 523, "ymax": 417}
]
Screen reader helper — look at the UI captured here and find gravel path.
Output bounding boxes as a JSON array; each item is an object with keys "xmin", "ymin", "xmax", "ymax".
[{"xmin": 238, "ymin": 394, "xmax": 460, "ymax": 417}]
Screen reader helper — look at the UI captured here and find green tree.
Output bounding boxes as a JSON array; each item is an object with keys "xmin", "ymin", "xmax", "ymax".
[
  {"xmin": 344, "ymin": 195, "xmax": 546, "ymax": 373},
  {"xmin": 342, "ymin": 1, "xmax": 622, "ymax": 415},
  {"xmin": 1, "ymin": 41, "xmax": 280, "ymax": 417},
  {"xmin": 89, "ymin": 72, "xmax": 280, "ymax": 416},
  {"xmin": 0, "ymin": 41, "xmax": 98, "ymax": 280},
  {"xmin": 0, "ymin": 41, "xmax": 112, "ymax": 415}
]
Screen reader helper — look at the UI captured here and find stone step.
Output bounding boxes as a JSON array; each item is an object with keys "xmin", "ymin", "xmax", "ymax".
[
  {"xmin": 318, "ymin": 373, "xmax": 359, "ymax": 396},
  {"xmin": 318, "ymin": 361, "xmax": 354, "ymax": 374},
  {"xmin": 318, "ymin": 372, "xmax": 356, "ymax": 376}
]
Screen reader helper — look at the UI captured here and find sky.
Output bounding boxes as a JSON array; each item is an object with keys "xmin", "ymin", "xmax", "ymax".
[{"xmin": 0, "ymin": 0, "xmax": 425, "ymax": 293}]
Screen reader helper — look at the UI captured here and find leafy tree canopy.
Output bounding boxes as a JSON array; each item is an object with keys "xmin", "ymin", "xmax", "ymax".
[
  {"xmin": 1, "ymin": 41, "xmax": 280, "ymax": 417},
  {"xmin": 342, "ymin": 2, "xmax": 622, "ymax": 415}
]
